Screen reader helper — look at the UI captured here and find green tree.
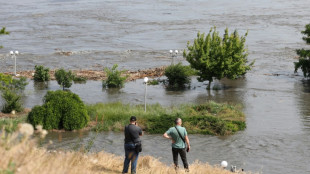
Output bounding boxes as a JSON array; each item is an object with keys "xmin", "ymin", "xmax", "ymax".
[
  {"xmin": 0, "ymin": 73, "xmax": 28, "ymax": 113},
  {"xmin": 184, "ymin": 27, "xmax": 253, "ymax": 89},
  {"xmin": 102, "ymin": 64, "xmax": 127, "ymax": 88},
  {"xmin": 294, "ymin": 24, "xmax": 310, "ymax": 78},
  {"xmin": 55, "ymin": 68, "xmax": 74, "ymax": 90},
  {"xmin": 34, "ymin": 65, "xmax": 50, "ymax": 82},
  {"xmin": 0, "ymin": 27, "xmax": 9, "ymax": 48}
]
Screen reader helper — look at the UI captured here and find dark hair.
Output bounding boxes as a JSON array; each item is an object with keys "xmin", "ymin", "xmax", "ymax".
[{"xmin": 130, "ymin": 116, "xmax": 137, "ymax": 122}]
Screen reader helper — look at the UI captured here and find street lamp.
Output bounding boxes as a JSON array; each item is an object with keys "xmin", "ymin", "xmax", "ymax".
[
  {"xmin": 169, "ymin": 50, "xmax": 178, "ymax": 65},
  {"xmin": 10, "ymin": 50, "xmax": 19, "ymax": 76},
  {"xmin": 144, "ymin": 77, "xmax": 148, "ymax": 112}
]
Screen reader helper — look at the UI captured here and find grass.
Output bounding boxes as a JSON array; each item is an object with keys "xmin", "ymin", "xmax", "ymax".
[
  {"xmin": 0, "ymin": 115, "xmax": 27, "ymax": 133},
  {"xmin": 0, "ymin": 128, "xmax": 253, "ymax": 174},
  {"xmin": 86, "ymin": 101, "xmax": 245, "ymax": 136}
]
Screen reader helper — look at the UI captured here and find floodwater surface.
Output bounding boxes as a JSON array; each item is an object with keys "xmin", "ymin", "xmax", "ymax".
[{"xmin": 1, "ymin": 0, "xmax": 310, "ymax": 173}]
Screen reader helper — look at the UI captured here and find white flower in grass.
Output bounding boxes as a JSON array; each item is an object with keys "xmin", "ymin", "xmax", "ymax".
[{"xmin": 18, "ymin": 123, "xmax": 34, "ymax": 136}]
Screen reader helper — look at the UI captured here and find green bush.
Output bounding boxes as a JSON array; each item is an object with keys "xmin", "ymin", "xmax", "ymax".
[
  {"xmin": 294, "ymin": 24, "xmax": 310, "ymax": 78},
  {"xmin": 34, "ymin": 65, "xmax": 50, "ymax": 82},
  {"xmin": 55, "ymin": 68, "xmax": 74, "ymax": 90},
  {"xmin": 164, "ymin": 63, "xmax": 194, "ymax": 89},
  {"xmin": 102, "ymin": 64, "xmax": 127, "ymax": 88},
  {"xmin": 73, "ymin": 76, "xmax": 87, "ymax": 83},
  {"xmin": 1, "ymin": 89, "xmax": 23, "ymax": 113},
  {"xmin": 27, "ymin": 90, "xmax": 89, "ymax": 130}
]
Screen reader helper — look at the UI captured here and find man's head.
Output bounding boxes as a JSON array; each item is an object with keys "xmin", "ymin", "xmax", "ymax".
[
  {"xmin": 175, "ymin": 118, "xmax": 182, "ymax": 125},
  {"xmin": 130, "ymin": 116, "xmax": 137, "ymax": 124}
]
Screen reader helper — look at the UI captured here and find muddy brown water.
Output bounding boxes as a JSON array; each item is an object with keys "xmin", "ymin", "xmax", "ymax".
[{"xmin": 1, "ymin": 0, "xmax": 310, "ymax": 173}]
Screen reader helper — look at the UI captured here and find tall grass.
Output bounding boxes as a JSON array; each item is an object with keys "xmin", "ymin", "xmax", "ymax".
[
  {"xmin": 0, "ymin": 127, "xmax": 253, "ymax": 174},
  {"xmin": 86, "ymin": 101, "xmax": 245, "ymax": 136}
]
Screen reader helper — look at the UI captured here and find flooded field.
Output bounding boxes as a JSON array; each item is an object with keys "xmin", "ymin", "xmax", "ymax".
[{"xmin": 1, "ymin": 0, "xmax": 310, "ymax": 173}]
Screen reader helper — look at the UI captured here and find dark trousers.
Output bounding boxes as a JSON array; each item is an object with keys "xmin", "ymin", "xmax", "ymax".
[{"xmin": 172, "ymin": 147, "xmax": 189, "ymax": 169}]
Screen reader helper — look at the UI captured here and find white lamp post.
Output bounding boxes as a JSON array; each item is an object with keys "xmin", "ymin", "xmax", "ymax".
[
  {"xmin": 144, "ymin": 77, "xmax": 149, "ymax": 112},
  {"xmin": 10, "ymin": 50, "xmax": 19, "ymax": 76},
  {"xmin": 169, "ymin": 50, "xmax": 178, "ymax": 65}
]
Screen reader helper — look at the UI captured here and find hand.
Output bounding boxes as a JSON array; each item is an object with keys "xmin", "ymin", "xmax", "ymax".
[
  {"xmin": 187, "ymin": 145, "xmax": 190, "ymax": 152},
  {"xmin": 171, "ymin": 139, "xmax": 175, "ymax": 144}
]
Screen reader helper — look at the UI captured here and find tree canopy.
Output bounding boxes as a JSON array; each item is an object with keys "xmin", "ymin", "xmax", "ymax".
[
  {"xmin": 294, "ymin": 24, "xmax": 310, "ymax": 78},
  {"xmin": 183, "ymin": 27, "xmax": 253, "ymax": 89}
]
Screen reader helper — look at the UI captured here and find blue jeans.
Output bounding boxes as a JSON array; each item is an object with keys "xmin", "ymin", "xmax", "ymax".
[{"xmin": 122, "ymin": 143, "xmax": 139, "ymax": 174}]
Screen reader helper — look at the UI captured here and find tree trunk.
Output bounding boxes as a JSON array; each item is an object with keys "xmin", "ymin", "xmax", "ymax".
[{"xmin": 207, "ymin": 81, "xmax": 212, "ymax": 90}]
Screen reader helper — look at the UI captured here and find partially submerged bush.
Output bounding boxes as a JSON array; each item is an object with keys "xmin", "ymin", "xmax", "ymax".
[
  {"xmin": 55, "ymin": 68, "xmax": 74, "ymax": 90},
  {"xmin": 34, "ymin": 65, "xmax": 50, "ymax": 82},
  {"xmin": 0, "ymin": 74, "xmax": 28, "ymax": 113},
  {"xmin": 102, "ymin": 64, "xmax": 127, "ymax": 88},
  {"xmin": 27, "ymin": 90, "xmax": 89, "ymax": 130},
  {"xmin": 164, "ymin": 63, "xmax": 194, "ymax": 89}
]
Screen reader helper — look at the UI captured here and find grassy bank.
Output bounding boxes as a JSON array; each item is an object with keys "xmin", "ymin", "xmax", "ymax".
[
  {"xmin": 0, "ymin": 128, "xmax": 252, "ymax": 174},
  {"xmin": 0, "ymin": 115, "xmax": 27, "ymax": 133},
  {"xmin": 87, "ymin": 101, "xmax": 245, "ymax": 136}
]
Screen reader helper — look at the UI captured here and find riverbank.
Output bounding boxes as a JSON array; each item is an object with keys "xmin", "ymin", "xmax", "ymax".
[
  {"xmin": 87, "ymin": 102, "xmax": 246, "ymax": 136},
  {"xmin": 0, "ymin": 128, "xmax": 250, "ymax": 174},
  {"xmin": 2, "ymin": 66, "xmax": 166, "ymax": 81}
]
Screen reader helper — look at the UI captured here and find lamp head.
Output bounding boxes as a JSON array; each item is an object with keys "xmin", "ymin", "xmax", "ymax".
[
  {"xmin": 15, "ymin": 51, "xmax": 19, "ymax": 55},
  {"xmin": 144, "ymin": 77, "xmax": 149, "ymax": 83},
  {"xmin": 169, "ymin": 50, "xmax": 173, "ymax": 53},
  {"xmin": 10, "ymin": 51, "xmax": 14, "ymax": 55},
  {"xmin": 175, "ymin": 50, "xmax": 178, "ymax": 54},
  {"xmin": 221, "ymin": 161, "xmax": 228, "ymax": 168}
]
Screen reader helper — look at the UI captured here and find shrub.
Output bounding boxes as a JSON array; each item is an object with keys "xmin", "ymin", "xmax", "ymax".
[
  {"xmin": 34, "ymin": 65, "xmax": 50, "ymax": 82},
  {"xmin": 102, "ymin": 64, "xmax": 127, "ymax": 88},
  {"xmin": 73, "ymin": 76, "xmax": 87, "ymax": 83},
  {"xmin": 55, "ymin": 68, "xmax": 74, "ymax": 90},
  {"xmin": 1, "ymin": 89, "xmax": 23, "ymax": 113},
  {"xmin": 27, "ymin": 90, "xmax": 89, "ymax": 130},
  {"xmin": 164, "ymin": 63, "xmax": 193, "ymax": 89}
]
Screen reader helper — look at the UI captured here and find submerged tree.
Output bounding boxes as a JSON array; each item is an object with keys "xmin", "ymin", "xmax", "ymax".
[
  {"xmin": 55, "ymin": 68, "xmax": 74, "ymax": 90},
  {"xmin": 294, "ymin": 24, "xmax": 310, "ymax": 78},
  {"xmin": 184, "ymin": 27, "xmax": 254, "ymax": 89},
  {"xmin": 0, "ymin": 27, "xmax": 10, "ymax": 48}
]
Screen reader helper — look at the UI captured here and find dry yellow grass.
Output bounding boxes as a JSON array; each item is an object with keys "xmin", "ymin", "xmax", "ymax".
[{"xmin": 0, "ymin": 125, "xmax": 253, "ymax": 174}]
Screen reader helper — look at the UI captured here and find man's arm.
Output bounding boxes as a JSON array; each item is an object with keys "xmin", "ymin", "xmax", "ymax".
[
  {"xmin": 185, "ymin": 135, "xmax": 191, "ymax": 151},
  {"xmin": 163, "ymin": 132, "xmax": 171, "ymax": 139}
]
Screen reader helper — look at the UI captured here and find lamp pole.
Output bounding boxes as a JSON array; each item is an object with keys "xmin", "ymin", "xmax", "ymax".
[
  {"xmin": 144, "ymin": 77, "xmax": 148, "ymax": 112},
  {"xmin": 169, "ymin": 49, "xmax": 178, "ymax": 65},
  {"xmin": 10, "ymin": 50, "xmax": 19, "ymax": 76}
]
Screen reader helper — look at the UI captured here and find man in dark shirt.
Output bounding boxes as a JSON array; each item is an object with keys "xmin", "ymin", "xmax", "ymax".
[{"xmin": 122, "ymin": 116, "xmax": 143, "ymax": 174}]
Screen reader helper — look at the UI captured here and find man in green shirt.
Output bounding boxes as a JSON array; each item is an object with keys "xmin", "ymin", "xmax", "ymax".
[{"xmin": 163, "ymin": 118, "xmax": 190, "ymax": 172}]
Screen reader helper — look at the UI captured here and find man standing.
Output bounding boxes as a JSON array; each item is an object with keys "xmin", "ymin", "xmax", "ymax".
[
  {"xmin": 163, "ymin": 118, "xmax": 190, "ymax": 172},
  {"xmin": 122, "ymin": 116, "xmax": 143, "ymax": 174}
]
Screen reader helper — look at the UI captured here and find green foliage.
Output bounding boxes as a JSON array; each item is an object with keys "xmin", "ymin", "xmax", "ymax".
[
  {"xmin": 0, "ymin": 27, "xmax": 10, "ymax": 35},
  {"xmin": 34, "ymin": 65, "xmax": 50, "ymax": 82},
  {"xmin": 0, "ymin": 116, "xmax": 26, "ymax": 133},
  {"xmin": 294, "ymin": 24, "xmax": 310, "ymax": 78},
  {"xmin": 148, "ymin": 79, "xmax": 160, "ymax": 85},
  {"xmin": 86, "ymin": 101, "xmax": 245, "ymax": 136},
  {"xmin": 1, "ymin": 89, "xmax": 23, "ymax": 113},
  {"xmin": 0, "ymin": 27, "xmax": 9, "ymax": 48},
  {"xmin": 164, "ymin": 63, "xmax": 194, "ymax": 89},
  {"xmin": 55, "ymin": 68, "xmax": 74, "ymax": 90},
  {"xmin": 73, "ymin": 76, "xmax": 87, "ymax": 83},
  {"xmin": 0, "ymin": 74, "xmax": 28, "ymax": 113},
  {"xmin": 0, "ymin": 161, "xmax": 16, "ymax": 174},
  {"xmin": 27, "ymin": 90, "xmax": 89, "ymax": 130},
  {"xmin": 102, "ymin": 64, "xmax": 127, "ymax": 88},
  {"xmin": 184, "ymin": 27, "xmax": 253, "ymax": 89}
]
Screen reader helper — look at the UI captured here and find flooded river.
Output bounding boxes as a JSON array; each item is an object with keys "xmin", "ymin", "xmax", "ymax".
[{"xmin": 1, "ymin": 0, "xmax": 310, "ymax": 173}]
